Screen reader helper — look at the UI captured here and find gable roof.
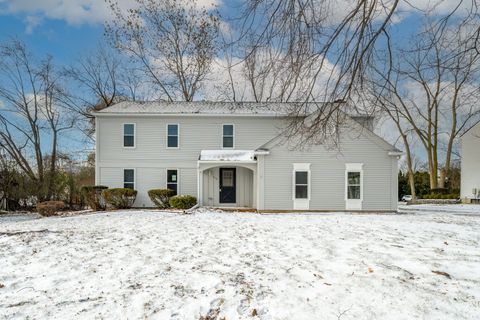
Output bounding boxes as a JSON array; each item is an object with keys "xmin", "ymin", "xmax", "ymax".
[{"xmin": 94, "ymin": 101, "xmax": 312, "ymax": 116}]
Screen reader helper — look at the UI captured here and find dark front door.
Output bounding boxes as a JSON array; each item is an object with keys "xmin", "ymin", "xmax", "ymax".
[{"xmin": 219, "ymin": 168, "xmax": 236, "ymax": 203}]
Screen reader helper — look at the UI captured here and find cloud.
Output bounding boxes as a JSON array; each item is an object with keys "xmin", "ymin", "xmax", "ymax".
[{"xmin": 0, "ymin": 0, "xmax": 221, "ymax": 32}]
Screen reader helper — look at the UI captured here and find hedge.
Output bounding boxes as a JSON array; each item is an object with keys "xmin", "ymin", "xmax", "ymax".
[
  {"xmin": 102, "ymin": 188, "xmax": 137, "ymax": 209},
  {"xmin": 169, "ymin": 195, "xmax": 197, "ymax": 209},
  {"xmin": 80, "ymin": 185, "xmax": 108, "ymax": 211},
  {"xmin": 422, "ymin": 193, "xmax": 460, "ymax": 199},
  {"xmin": 37, "ymin": 201, "xmax": 65, "ymax": 216},
  {"xmin": 148, "ymin": 189, "xmax": 175, "ymax": 208}
]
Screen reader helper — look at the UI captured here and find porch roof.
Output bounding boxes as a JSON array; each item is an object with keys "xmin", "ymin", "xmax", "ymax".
[{"xmin": 199, "ymin": 150, "xmax": 256, "ymax": 162}]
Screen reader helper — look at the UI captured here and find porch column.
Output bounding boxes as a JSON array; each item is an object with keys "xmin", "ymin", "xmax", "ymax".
[{"xmin": 197, "ymin": 167, "xmax": 203, "ymax": 206}]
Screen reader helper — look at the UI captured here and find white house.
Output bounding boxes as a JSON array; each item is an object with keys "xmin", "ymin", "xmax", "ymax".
[
  {"xmin": 461, "ymin": 121, "xmax": 480, "ymax": 203},
  {"xmin": 93, "ymin": 101, "xmax": 401, "ymax": 211}
]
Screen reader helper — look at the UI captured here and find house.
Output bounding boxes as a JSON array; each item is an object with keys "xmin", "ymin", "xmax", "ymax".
[
  {"xmin": 461, "ymin": 121, "xmax": 480, "ymax": 203},
  {"xmin": 93, "ymin": 101, "xmax": 401, "ymax": 211}
]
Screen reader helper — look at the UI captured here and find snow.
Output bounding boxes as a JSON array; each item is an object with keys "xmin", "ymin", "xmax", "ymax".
[
  {"xmin": 200, "ymin": 150, "xmax": 256, "ymax": 161},
  {"xmin": 399, "ymin": 204, "xmax": 480, "ymax": 215},
  {"xmin": 1, "ymin": 209, "xmax": 480, "ymax": 319}
]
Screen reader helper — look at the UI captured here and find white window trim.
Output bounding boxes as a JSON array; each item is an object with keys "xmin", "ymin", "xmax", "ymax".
[
  {"xmin": 222, "ymin": 124, "xmax": 235, "ymax": 149},
  {"xmin": 123, "ymin": 168, "xmax": 136, "ymax": 189},
  {"xmin": 166, "ymin": 123, "xmax": 180, "ymax": 149},
  {"xmin": 345, "ymin": 163, "xmax": 363, "ymax": 210},
  {"xmin": 166, "ymin": 168, "xmax": 180, "ymax": 194},
  {"xmin": 122, "ymin": 123, "xmax": 136, "ymax": 149},
  {"xmin": 292, "ymin": 163, "xmax": 311, "ymax": 210}
]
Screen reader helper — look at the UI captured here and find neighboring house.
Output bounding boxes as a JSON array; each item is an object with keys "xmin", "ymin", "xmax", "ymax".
[
  {"xmin": 93, "ymin": 101, "xmax": 401, "ymax": 211},
  {"xmin": 461, "ymin": 121, "xmax": 480, "ymax": 203}
]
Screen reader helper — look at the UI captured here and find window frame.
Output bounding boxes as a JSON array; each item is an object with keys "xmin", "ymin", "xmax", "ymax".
[
  {"xmin": 123, "ymin": 123, "xmax": 136, "ymax": 149},
  {"xmin": 222, "ymin": 124, "xmax": 235, "ymax": 149},
  {"xmin": 166, "ymin": 123, "xmax": 180, "ymax": 149},
  {"xmin": 166, "ymin": 169, "xmax": 179, "ymax": 195},
  {"xmin": 292, "ymin": 163, "xmax": 311, "ymax": 210},
  {"xmin": 345, "ymin": 163, "xmax": 364, "ymax": 210},
  {"xmin": 123, "ymin": 168, "xmax": 135, "ymax": 189}
]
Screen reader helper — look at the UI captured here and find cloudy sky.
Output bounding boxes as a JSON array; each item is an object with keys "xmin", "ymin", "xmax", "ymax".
[{"xmin": 0, "ymin": 0, "xmax": 473, "ymax": 159}]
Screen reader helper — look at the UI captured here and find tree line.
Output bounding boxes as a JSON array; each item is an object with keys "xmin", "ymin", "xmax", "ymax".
[{"xmin": 1, "ymin": 0, "xmax": 479, "ymax": 209}]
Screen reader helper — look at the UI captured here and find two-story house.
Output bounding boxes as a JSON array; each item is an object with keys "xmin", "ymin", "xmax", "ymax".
[{"xmin": 94, "ymin": 101, "xmax": 401, "ymax": 211}]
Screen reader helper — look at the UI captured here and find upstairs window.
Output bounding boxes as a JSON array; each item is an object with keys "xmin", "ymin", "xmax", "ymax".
[
  {"xmin": 123, "ymin": 123, "xmax": 135, "ymax": 147},
  {"xmin": 167, "ymin": 169, "xmax": 178, "ymax": 195},
  {"xmin": 347, "ymin": 172, "xmax": 361, "ymax": 199},
  {"xmin": 222, "ymin": 124, "xmax": 234, "ymax": 148},
  {"xmin": 124, "ymin": 169, "xmax": 135, "ymax": 189},
  {"xmin": 167, "ymin": 124, "xmax": 179, "ymax": 148},
  {"xmin": 295, "ymin": 171, "xmax": 309, "ymax": 199}
]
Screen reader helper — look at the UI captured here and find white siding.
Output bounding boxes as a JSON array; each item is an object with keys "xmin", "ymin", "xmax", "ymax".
[
  {"xmin": 262, "ymin": 131, "xmax": 398, "ymax": 211},
  {"xmin": 461, "ymin": 123, "xmax": 480, "ymax": 200}
]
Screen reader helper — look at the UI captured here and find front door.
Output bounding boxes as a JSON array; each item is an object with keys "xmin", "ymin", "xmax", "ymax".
[{"xmin": 219, "ymin": 168, "xmax": 236, "ymax": 204}]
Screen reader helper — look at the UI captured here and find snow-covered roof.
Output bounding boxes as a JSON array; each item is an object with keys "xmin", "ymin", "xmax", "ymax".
[
  {"xmin": 94, "ymin": 101, "xmax": 315, "ymax": 116},
  {"xmin": 199, "ymin": 150, "xmax": 256, "ymax": 162}
]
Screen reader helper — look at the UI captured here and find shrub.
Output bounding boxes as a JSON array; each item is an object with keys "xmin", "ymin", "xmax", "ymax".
[
  {"xmin": 37, "ymin": 201, "xmax": 65, "ymax": 216},
  {"xmin": 80, "ymin": 185, "xmax": 108, "ymax": 211},
  {"xmin": 430, "ymin": 188, "xmax": 448, "ymax": 195},
  {"xmin": 148, "ymin": 189, "xmax": 175, "ymax": 208},
  {"xmin": 102, "ymin": 188, "xmax": 137, "ymax": 209},
  {"xmin": 169, "ymin": 195, "xmax": 197, "ymax": 209}
]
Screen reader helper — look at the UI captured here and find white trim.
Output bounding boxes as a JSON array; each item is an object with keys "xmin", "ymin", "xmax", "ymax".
[
  {"xmin": 166, "ymin": 168, "xmax": 179, "ymax": 195},
  {"xmin": 166, "ymin": 123, "xmax": 180, "ymax": 149},
  {"xmin": 95, "ymin": 118, "xmax": 100, "ymax": 185},
  {"xmin": 345, "ymin": 163, "xmax": 363, "ymax": 210},
  {"xmin": 222, "ymin": 124, "xmax": 235, "ymax": 149},
  {"xmin": 198, "ymin": 160, "xmax": 257, "ymax": 165},
  {"xmin": 123, "ymin": 168, "xmax": 136, "ymax": 190},
  {"xmin": 122, "ymin": 123, "xmax": 136, "ymax": 149},
  {"xmin": 388, "ymin": 151, "xmax": 403, "ymax": 156},
  {"xmin": 293, "ymin": 163, "xmax": 311, "ymax": 210}
]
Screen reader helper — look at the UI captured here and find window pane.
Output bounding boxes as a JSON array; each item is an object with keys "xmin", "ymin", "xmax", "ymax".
[
  {"xmin": 168, "ymin": 124, "xmax": 178, "ymax": 136},
  {"xmin": 167, "ymin": 136, "xmax": 178, "ymax": 148},
  {"xmin": 124, "ymin": 169, "xmax": 134, "ymax": 183},
  {"xmin": 223, "ymin": 125, "xmax": 233, "ymax": 136},
  {"xmin": 348, "ymin": 186, "xmax": 361, "ymax": 199},
  {"xmin": 167, "ymin": 170, "xmax": 177, "ymax": 183},
  {"xmin": 295, "ymin": 185, "xmax": 308, "ymax": 199},
  {"xmin": 167, "ymin": 183, "xmax": 177, "ymax": 195},
  {"xmin": 124, "ymin": 124, "xmax": 134, "ymax": 135},
  {"xmin": 295, "ymin": 171, "xmax": 308, "ymax": 185},
  {"xmin": 223, "ymin": 137, "xmax": 233, "ymax": 148},
  {"xmin": 124, "ymin": 136, "xmax": 134, "ymax": 147},
  {"xmin": 222, "ymin": 170, "xmax": 234, "ymax": 187},
  {"xmin": 348, "ymin": 172, "xmax": 361, "ymax": 185},
  {"xmin": 124, "ymin": 183, "xmax": 134, "ymax": 189}
]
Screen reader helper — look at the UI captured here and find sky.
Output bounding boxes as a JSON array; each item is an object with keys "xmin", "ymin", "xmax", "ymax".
[{"xmin": 0, "ymin": 0, "xmax": 473, "ymax": 162}]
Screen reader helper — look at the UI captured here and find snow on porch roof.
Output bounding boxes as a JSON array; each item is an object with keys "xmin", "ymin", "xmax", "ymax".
[{"xmin": 199, "ymin": 150, "xmax": 256, "ymax": 162}]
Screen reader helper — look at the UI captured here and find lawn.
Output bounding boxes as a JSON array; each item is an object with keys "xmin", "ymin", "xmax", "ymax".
[{"xmin": 1, "ymin": 209, "xmax": 479, "ymax": 319}]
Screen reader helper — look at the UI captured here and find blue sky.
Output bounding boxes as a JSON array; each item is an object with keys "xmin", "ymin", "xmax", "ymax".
[{"xmin": 0, "ymin": 0, "xmax": 467, "ymax": 161}]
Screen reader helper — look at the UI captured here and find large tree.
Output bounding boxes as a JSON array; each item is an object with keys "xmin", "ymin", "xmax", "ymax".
[
  {"xmin": 0, "ymin": 40, "xmax": 75, "ymax": 201},
  {"xmin": 105, "ymin": 0, "xmax": 220, "ymax": 101}
]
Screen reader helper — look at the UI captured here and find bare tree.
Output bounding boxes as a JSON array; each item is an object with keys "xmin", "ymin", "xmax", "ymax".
[
  {"xmin": 366, "ymin": 15, "xmax": 480, "ymax": 191},
  {"xmin": 0, "ymin": 40, "xmax": 75, "ymax": 201},
  {"xmin": 105, "ymin": 0, "xmax": 220, "ymax": 101},
  {"xmin": 63, "ymin": 47, "xmax": 141, "ymax": 140}
]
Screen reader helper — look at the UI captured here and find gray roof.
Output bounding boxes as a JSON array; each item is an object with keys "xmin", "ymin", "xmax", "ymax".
[{"xmin": 94, "ymin": 101, "xmax": 318, "ymax": 116}]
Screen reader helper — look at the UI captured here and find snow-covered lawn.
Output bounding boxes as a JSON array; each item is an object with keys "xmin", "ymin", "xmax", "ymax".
[{"xmin": 1, "ymin": 209, "xmax": 479, "ymax": 319}]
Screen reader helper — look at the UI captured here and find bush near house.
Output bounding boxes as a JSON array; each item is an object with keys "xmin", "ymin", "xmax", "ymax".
[
  {"xmin": 148, "ymin": 189, "xmax": 175, "ymax": 208},
  {"xmin": 37, "ymin": 201, "xmax": 65, "ymax": 216},
  {"xmin": 422, "ymin": 193, "xmax": 459, "ymax": 200},
  {"xmin": 80, "ymin": 185, "xmax": 108, "ymax": 210},
  {"xmin": 102, "ymin": 188, "xmax": 137, "ymax": 209},
  {"xmin": 169, "ymin": 195, "xmax": 197, "ymax": 209}
]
